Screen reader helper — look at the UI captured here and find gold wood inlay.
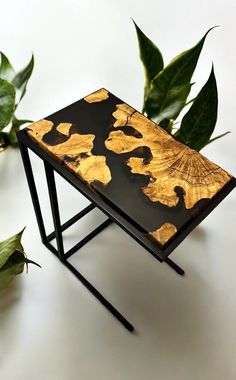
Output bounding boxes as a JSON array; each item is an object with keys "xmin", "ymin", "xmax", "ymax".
[
  {"xmin": 56, "ymin": 122, "xmax": 72, "ymax": 136},
  {"xmin": 84, "ymin": 88, "xmax": 109, "ymax": 103},
  {"xmin": 27, "ymin": 119, "xmax": 111, "ymax": 186},
  {"xmin": 105, "ymin": 103, "xmax": 232, "ymax": 209},
  {"xmin": 149, "ymin": 223, "xmax": 177, "ymax": 246}
]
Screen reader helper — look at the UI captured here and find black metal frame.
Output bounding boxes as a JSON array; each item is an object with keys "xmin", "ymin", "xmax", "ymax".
[{"xmin": 17, "ymin": 129, "xmax": 236, "ymax": 332}]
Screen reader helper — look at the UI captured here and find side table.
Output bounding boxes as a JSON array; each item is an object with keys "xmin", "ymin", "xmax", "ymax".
[{"xmin": 17, "ymin": 88, "xmax": 236, "ymax": 332}]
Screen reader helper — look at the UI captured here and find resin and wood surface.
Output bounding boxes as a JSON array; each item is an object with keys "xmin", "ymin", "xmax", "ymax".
[{"xmin": 26, "ymin": 88, "xmax": 234, "ymax": 248}]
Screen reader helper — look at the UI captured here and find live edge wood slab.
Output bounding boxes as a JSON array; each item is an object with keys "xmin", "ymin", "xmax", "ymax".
[{"xmin": 26, "ymin": 88, "xmax": 235, "ymax": 249}]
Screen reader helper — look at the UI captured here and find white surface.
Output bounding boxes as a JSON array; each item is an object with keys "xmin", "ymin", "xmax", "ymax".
[{"xmin": 0, "ymin": 1, "xmax": 236, "ymax": 379}]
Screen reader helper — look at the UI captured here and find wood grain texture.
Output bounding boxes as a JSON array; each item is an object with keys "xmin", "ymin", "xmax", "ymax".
[
  {"xmin": 27, "ymin": 119, "xmax": 111, "ymax": 186},
  {"xmin": 149, "ymin": 223, "xmax": 177, "ymax": 246},
  {"xmin": 84, "ymin": 88, "xmax": 109, "ymax": 103},
  {"xmin": 105, "ymin": 103, "xmax": 232, "ymax": 209},
  {"xmin": 56, "ymin": 122, "xmax": 72, "ymax": 136}
]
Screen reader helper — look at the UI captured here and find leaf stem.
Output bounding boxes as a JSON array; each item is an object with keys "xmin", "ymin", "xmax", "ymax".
[{"xmin": 185, "ymin": 97, "xmax": 196, "ymax": 107}]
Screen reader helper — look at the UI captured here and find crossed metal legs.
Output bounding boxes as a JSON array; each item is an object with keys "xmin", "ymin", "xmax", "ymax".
[{"xmin": 19, "ymin": 141, "xmax": 184, "ymax": 332}]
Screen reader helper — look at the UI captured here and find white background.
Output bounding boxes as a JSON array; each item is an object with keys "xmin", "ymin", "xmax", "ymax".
[{"xmin": 0, "ymin": 1, "xmax": 236, "ymax": 379}]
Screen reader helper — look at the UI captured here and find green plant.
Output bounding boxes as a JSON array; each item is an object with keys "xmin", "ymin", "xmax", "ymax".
[
  {"xmin": 0, "ymin": 52, "xmax": 34, "ymax": 152},
  {"xmin": 0, "ymin": 229, "xmax": 41, "ymax": 291},
  {"xmin": 133, "ymin": 21, "xmax": 230, "ymax": 151}
]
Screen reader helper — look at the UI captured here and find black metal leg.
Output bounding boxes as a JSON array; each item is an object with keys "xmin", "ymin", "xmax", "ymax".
[
  {"xmin": 18, "ymin": 141, "xmax": 47, "ymax": 244},
  {"xmin": 65, "ymin": 218, "xmax": 112, "ymax": 259},
  {"xmin": 145, "ymin": 244, "xmax": 185, "ymax": 276},
  {"xmin": 43, "ymin": 161, "xmax": 134, "ymax": 331},
  {"xmin": 64, "ymin": 261, "xmax": 134, "ymax": 332},
  {"xmin": 165, "ymin": 258, "xmax": 185, "ymax": 276},
  {"xmin": 47, "ymin": 203, "xmax": 95, "ymax": 241},
  {"xmin": 44, "ymin": 162, "xmax": 65, "ymax": 261}
]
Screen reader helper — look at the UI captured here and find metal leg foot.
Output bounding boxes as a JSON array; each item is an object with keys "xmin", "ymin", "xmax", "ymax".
[
  {"xmin": 146, "ymin": 245, "xmax": 185, "ymax": 276},
  {"xmin": 65, "ymin": 260, "xmax": 134, "ymax": 332},
  {"xmin": 165, "ymin": 258, "xmax": 185, "ymax": 276}
]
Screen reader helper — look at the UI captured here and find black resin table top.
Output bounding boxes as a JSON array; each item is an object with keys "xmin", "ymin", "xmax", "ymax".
[{"xmin": 26, "ymin": 88, "xmax": 235, "ymax": 249}]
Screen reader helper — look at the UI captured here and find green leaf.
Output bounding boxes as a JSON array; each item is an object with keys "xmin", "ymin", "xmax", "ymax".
[
  {"xmin": 11, "ymin": 117, "xmax": 33, "ymax": 128},
  {"xmin": 133, "ymin": 20, "xmax": 164, "ymax": 101},
  {"xmin": 0, "ymin": 250, "xmax": 25, "ymax": 291},
  {"xmin": 176, "ymin": 66, "xmax": 218, "ymax": 151},
  {"xmin": 8, "ymin": 117, "xmax": 33, "ymax": 145},
  {"xmin": 0, "ymin": 78, "xmax": 16, "ymax": 131},
  {"xmin": 0, "ymin": 229, "xmax": 25, "ymax": 269},
  {"xmin": 0, "ymin": 230, "xmax": 41, "ymax": 291},
  {"xmin": 12, "ymin": 54, "xmax": 34, "ymax": 102},
  {"xmin": 159, "ymin": 118, "xmax": 174, "ymax": 133},
  {"xmin": 205, "ymin": 131, "xmax": 230, "ymax": 146},
  {"xmin": 145, "ymin": 27, "xmax": 216, "ymax": 123},
  {"xmin": 0, "ymin": 52, "xmax": 15, "ymax": 81},
  {"xmin": 0, "ymin": 250, "xmax": 41, "ymax": 291}
]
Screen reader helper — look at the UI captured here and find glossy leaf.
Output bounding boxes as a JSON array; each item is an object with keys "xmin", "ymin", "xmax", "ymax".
[
  {"xmin": 176, "ymin": 66, "xmax": 218, "ymax": 151},
  {"xmin": 145, "ymin": 28, "xmax": 215, "ymax": 123},
  {"xmin": 0, "ymin": 78, "xmax": 16, "ymax": 131},
  {"xmin": 0, "ymin": 52, "xmax": 34, "ymax": 150},
  {"xmin": 133, "ymin": 20, "xmax": 164, "ymax": 100},
  {"xmin": 0, "ymin": 52, "xmax": 15, "ymax": 81},
  {"xmin": 12, "ymin": 54, "xmax": 34, "ymax": 102},
  {"xmin": 0, "ymin": 229, "xmax": 25, "ymax": 269},
  {"xmin": 0, "ymin": 250, "xmax": 41, "ymax": 291},
  {"xmin": 159, "ymin": 118, "xmax": 174, "ymax": 133},
  {"xmin": 8, "ymin": 117, "xmax": 33, "ymax": 145},
  {"xmin": 0, "ymin": 229, "xmax": 41, "ymax": 291},
  {"xmin": 0, "ymin": 250, "xmax": 25, "ymax": 291}
]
